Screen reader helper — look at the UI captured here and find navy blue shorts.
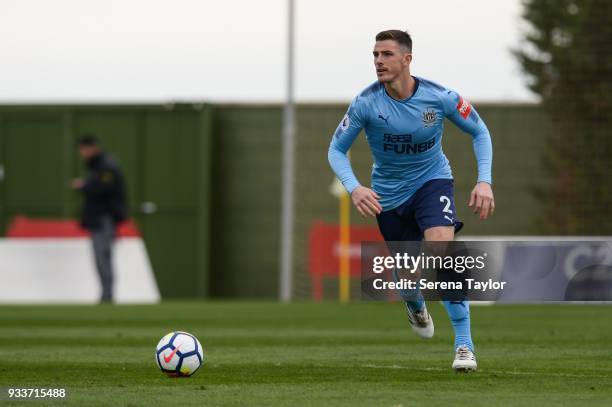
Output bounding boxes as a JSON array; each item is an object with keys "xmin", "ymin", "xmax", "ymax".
[{"xmin": 376, "ymin": 179, "xmax": 464, "ymax": 241}]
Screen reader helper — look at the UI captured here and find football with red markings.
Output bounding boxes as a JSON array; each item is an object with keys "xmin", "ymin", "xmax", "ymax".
[{"xmin": 155, "ymin": 331, "xmax": 204, "ymax": 377}]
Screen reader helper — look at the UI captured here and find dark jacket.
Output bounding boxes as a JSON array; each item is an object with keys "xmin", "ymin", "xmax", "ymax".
[{"xmin": 80, "ymin": 152, "xmax": 128, "ymax": 230}]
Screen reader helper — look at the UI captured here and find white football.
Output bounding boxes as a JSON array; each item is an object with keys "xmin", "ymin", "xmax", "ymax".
[{"xmin": 155, "ymin": 331, "xmax": 204, "ymax": 377}]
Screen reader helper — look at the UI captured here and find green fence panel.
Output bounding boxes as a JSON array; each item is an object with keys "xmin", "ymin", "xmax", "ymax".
[
  {"xmin": 1, "ymin": 113, "xmax": 65, "ymax": 228},
  {"xmin": 0, "ymin": 104, "xmax": 212, "ymax": 299},
  {"xmin": 209, "ymin": 106, "xmax": 282, "ymax": 298},
  {"xmin": 140, "ymin": 109, "xmax": 200, "ymax": 298}
]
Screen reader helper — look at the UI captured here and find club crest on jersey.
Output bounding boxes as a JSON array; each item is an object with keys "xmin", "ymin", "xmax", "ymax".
[
  {"xmin": 422, "ymin": 108, "xmax": 437, "ymax": 127},
  {"xmin": 456, "ymin": 96, "xmax": 472, "ymax": 119},
  {"xmin": 340, "ymin": 114, "xmax": 350, "ymax": 131}
]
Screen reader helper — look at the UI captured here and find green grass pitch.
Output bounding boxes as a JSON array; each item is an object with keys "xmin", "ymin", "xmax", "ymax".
[{"xmin": 1, "ymin": 302, "xmax": 610, "ymax": 406}]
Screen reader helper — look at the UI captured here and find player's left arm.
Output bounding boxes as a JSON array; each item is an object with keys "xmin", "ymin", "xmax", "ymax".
[{"xmin": 442, "ymin": 91, "xmax": 494, "ymax": 220}]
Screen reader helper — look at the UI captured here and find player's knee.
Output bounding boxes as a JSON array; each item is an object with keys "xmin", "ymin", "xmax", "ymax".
[{"xmin": 424, "ymin": 226, "xmax": 454, "ymax": 242}]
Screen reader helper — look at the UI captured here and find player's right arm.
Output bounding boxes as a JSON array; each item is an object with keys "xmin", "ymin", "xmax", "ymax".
[{"xmin": 328, "ymin": 97, "xmax": 382, "ymax": 216}]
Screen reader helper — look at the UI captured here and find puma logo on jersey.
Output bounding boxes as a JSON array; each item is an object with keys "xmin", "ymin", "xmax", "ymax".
[{"xmin": 378, "ymin": 114, "xmax": 389, "ymax": 125}]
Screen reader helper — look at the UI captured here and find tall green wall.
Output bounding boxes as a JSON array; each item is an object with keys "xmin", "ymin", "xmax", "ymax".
[
  {"xmin": 209, "ymin": 106, "xmax": 282, "ymax": 298},
  {"xmin": 0, "ymin": 105, "xmax": 212, "ymax": 298},
  {"xmin": 0, "ymin": 103, "xmax": 545, "ymax": 299}
]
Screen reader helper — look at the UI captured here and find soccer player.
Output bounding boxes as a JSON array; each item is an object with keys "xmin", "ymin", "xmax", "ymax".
[{"xmin": 328, "ymin": 30, "xmax": 494, "ymax": 371}]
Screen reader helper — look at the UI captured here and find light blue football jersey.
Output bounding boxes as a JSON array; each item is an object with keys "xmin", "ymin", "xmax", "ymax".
[{"xmin": 328, "ymin": 77, "xmax": 493, "ymax": 211}]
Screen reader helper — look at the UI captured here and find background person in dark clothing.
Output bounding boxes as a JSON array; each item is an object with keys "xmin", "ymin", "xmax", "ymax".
[{"xmin": 71, "ymin": 135, "xmax": 128, "ymax": 302}]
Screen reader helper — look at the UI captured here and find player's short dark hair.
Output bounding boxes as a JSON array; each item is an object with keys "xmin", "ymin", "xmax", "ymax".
[
  {"xmin": 375, "ymin": 30, "xmax": 412, "ymax": 52},
  {"xmin": 77, "ymin": 134, "xmax": 99, "ymax": 147}
]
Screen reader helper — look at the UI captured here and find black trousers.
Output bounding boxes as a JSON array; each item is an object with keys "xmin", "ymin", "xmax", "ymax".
[{"xmin": 91, "ymin": 216, "xmax": 116, "ymax": 301}]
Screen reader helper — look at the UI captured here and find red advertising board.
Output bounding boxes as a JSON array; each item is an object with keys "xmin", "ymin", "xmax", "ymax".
[{"xmin": 308, "ymin": 221, "xmax": 384, "ymax": 300}]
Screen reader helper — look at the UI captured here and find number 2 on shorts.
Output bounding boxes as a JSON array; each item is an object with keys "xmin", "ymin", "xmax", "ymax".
[{"xmin": 440, "ymin": 195, "xmax": 452, "ymax": 214}]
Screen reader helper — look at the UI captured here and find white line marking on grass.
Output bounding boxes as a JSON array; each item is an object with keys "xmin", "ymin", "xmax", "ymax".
[{"xmin": 361, "ymin": 364, "xmax": 610, "ymax": 379}]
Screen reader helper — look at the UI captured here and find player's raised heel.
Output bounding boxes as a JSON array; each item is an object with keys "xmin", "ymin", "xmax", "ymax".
[
  {"xmin": 405, "ymin": 303, "xmax": 434, "ymax": 339},
  {"xmin": 452, "ymin": 345, "xmax": 477, "ymax": 372}
]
